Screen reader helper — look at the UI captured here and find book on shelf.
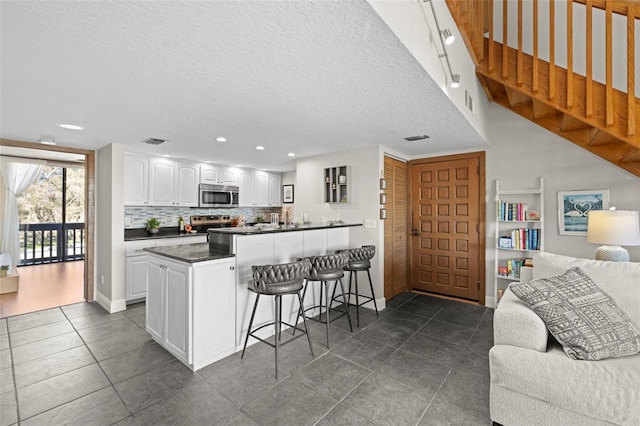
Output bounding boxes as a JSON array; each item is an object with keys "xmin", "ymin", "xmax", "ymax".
[
  {"xmin": 497, "ymin": 258, "xmax": 527, "ymax": 278},
  {"xmin": 497, "ymin": 201, "xmax": 529, "ymax": 221}
]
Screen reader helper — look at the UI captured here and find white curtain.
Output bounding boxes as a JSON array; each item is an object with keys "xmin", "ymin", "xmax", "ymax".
[{"xmin": 0, "ymin": 157, "xmax": 46, "ymax": 274}]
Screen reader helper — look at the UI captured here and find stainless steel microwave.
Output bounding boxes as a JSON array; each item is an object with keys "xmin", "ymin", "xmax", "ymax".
[{"xmin": 199, "ymin": 184, "xmax": 239, "ymax": 208}]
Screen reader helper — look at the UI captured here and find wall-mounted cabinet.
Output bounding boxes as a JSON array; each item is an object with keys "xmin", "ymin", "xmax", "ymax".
[
  {"xmin": 125, "ymin": 154, "xmax": 199, "ymax": 207},
  {"xmin": 124, "ymin": 154, "xmax": 149, "ymax": 206},
  {"xmin": 238, "ymin": 170, "xmax": 281, "ymax": 207},
  {"xmin": 200, "ymin": 164, "xmax": 237, "ymax": 186},
  {"xmin": 324, "ymin": 166, "xmax": 350, "ymax": 203}
]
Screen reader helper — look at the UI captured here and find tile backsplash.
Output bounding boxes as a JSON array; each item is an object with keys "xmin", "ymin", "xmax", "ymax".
[{"xmin": 125, "ymin": 206, "xmax": 293, "ymax": 229}]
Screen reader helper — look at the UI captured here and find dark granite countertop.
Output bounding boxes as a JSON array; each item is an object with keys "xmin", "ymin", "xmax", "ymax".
[
  {"xmin": 144, "ymin": 243, "xmax": 235, "ymax": 263},
  {"xmin": 206, "ymin": 222, "xmax": 362, "ymax": 236},
  {"xmin": 125, "ymin": 227, "xmax": 206, "ymax": 241}
]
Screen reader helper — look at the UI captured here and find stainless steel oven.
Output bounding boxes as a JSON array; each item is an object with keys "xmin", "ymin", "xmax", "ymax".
[{"xmin": 198, "ymin": 184, "xmax": 239, "ymax": 208}]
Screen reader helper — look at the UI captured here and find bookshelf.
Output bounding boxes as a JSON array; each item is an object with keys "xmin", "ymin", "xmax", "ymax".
[
  {"xmin": 324, "ymin": 166, "xmax": 350, "ymax": 203},
  {"xmin": 494, "ymin": 177, "xmax": 544, "ymax": 305}
]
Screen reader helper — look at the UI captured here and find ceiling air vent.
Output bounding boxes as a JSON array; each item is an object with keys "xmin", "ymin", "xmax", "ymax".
[
  {"xmin": 143, "ymin": 137, "xmax": 168, "ymax": 145},
  {"xmin": 404, "ymin": 135, "xmax": 430, "ymax": 142}
]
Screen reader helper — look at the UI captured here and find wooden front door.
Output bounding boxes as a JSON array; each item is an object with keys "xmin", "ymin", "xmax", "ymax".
[
  {"xmin": 409, "ymin": 153, "xmax": 485, "ymax": 304},
  {"xmin": 383, "ymin": 156, "xmax": 408, "ymax": 300}
]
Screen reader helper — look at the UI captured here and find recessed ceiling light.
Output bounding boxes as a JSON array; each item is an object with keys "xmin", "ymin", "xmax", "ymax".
[
  {"xmin": 205, "ymin": 161, "xmax": 212, "ymax": 163},
  {"xmin": 40, "ymin": 138, "xmax": 56, "ymax": 145},
  {"xmin": 216, "ymin": 137, "xmax": 227, "ymax": 143},
  {"xmin": 236, "ymin": 165, "xmax": 243, "ymax": 168},
  {"xmin": 256, "ymin": 146, "xmax": 265, "ymax": 150},
  {"xmin": 162, "ymin": 154, "xmax": 171, "ymax": 158},
  {"xmin": 288, "ymin": 153, "xmax": 295, "ymax": 157},
  {"xmin": 58, "ymin": 123, "xmax": 83, "ymax": 130}
]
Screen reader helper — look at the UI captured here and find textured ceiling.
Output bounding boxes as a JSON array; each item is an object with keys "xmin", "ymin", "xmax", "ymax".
[{"xmin": 0, "ymin": 0, "xmax": 486, "ymax": 171}]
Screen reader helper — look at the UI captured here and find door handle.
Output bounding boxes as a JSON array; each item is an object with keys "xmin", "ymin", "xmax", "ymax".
[{"xmin": 412, "ymin": 229, "xmax": 419, "ymax": 236}]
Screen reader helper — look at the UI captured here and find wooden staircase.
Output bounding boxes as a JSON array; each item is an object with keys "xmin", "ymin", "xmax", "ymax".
[{"xmin": 446, "ymin": 0, "xmax": 640, "ymax": 177}]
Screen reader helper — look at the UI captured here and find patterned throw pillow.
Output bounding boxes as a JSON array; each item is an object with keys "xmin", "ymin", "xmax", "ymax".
[{"xmin": 509, "ymin": 267, "xmax": 640, "ymax": 360}]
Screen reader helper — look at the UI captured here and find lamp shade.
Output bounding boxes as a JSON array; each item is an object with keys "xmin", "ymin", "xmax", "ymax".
[{"xmin": 587, "ymin": 210, "xmax": 640, "ymax": 246}]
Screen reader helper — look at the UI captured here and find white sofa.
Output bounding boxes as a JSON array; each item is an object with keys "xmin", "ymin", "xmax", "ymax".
[{"xmin": 490, "ymin": 252, "xmax": 640, "ymax": 426}]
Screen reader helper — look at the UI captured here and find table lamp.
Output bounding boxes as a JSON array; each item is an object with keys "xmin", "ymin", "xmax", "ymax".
[{"xmin": 586, "ymin": 209, "xmax": 640, "ymax": 261}]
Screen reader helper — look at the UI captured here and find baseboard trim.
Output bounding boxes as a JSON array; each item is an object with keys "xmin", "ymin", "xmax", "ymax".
[{"xmin": 95, "ymin": 291, "xmax": 127, "ymax": 313}]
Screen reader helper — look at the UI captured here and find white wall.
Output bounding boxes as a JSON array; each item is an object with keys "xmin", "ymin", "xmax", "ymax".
[
  {"xmin": 484, "ymin": 103, "xmax": 640, "ymax": 306},
  {"xmin": 95, "ymin": 143, "xmax": 126, "ymax": 312},
  {"xmin": 295, "ymin": 145, "xmax": 385, "ymax": 307}
]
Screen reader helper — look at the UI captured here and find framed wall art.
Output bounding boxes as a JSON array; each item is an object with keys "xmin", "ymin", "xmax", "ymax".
[
  {"xmin": 282, "ymin": 185, "xmax": 294, "ymax": 203},
  {"xmin": 557, "ymin": 189, "xmax": 610, "ymax": 235}
]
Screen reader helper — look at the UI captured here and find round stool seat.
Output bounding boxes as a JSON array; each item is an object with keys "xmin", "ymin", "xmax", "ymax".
[
  {"xmin": 248, "ymin": 278, "xmax": 303, "ymax": 295},
  {"xmin": 249, "ymin": 260, "xmax": 309, "ymax": 295},
  {"xmin": 344, "ymin": 259, "xmax": 370, "ymax": 271},
  {"xmin": 314, "ymin": 268, "xmax": 344, "ymax": 281}
]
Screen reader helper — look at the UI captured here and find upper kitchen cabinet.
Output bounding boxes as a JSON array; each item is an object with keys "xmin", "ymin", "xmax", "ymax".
[
  {"xmin": 124, "ymin": 153, "xmax": 149, "ymax": 206},
  {"xmin": 142, "ymin": 157, "xmax": 199, "ymax": 207},
  {"xmin": 174, "ymin": 162, "xmax": 199, "ymax": 206},
  {"xmin": 149, "ymin": 158, "xmax": 175, "ymax": 206},
  {"xmin": 238, "ymin": 169, "xmax": 276, "ymax": 207},
  {"xmin": 200, "ymin": 164, "xmax": 238, "ymax": 186},
  {"xmin": 268, "ymin": 173, "xmax": 282, "ymax": 207}
]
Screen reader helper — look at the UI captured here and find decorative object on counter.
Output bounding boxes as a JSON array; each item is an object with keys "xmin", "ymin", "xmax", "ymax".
[
  {"xmin": 0, "ymin": 265, "xmax": 9, "ymax": 277},
  {"xmin": 282, "ymin": 184, "xmax": 294, "ymax": 203},
  {"xmin": 255, "ymin": 214, "xmax": 264, "ymax": 223},
  {"xmin": 230, "ymin": 215, "xmax": 246, "ymax": 227},
  {"xmin": 146, "ymin": 217, "xmax": 161, "ymax": 234},
  {"xmin": 178, "ymin": 216, "xmax": 185, "ymax": 234}
]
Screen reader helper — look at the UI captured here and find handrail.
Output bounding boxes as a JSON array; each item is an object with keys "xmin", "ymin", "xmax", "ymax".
[
  {"xmin": 447, "ymin": 0, "xmax": 639, "ymax": 141},
  {"xmin": 19, "ymin": 222, "xmax": 85, "ymax": 265}
]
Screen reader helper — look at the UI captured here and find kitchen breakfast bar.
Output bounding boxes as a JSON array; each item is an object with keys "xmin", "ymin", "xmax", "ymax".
[{"xmin": 143, "ymin": 222, "xmax": 361, "ymax": 371}]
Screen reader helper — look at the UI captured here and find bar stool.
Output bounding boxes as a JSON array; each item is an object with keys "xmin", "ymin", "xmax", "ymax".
[
  {"xmin": 332, "ymin": 245, "xmax": 378, "ymax": 327},
  {"xmin": 296, "ymin": 252, "xmax": 353, "ymax": 348},
  {"xmin": 241, "ymin": 259, "xmax": 313, "ymax": 379}
]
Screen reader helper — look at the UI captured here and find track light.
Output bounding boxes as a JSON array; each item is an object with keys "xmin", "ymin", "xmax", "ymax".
[
  {"xmin": 450, "ymin": 74, "xmax": 460, "ymax": 88},
  {"xmin": 441, "ymin": 29, "xmax": 455, "ymax": 45},
  {"xmin": 424, "ymin": 0, "xmax": 460, "ymax": 89}
]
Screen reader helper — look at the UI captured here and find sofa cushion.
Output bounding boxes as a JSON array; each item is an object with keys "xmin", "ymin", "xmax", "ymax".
[
  {"xmin": 510, "ymin": 267, "xmax": 640, "ymax": 360},
  {"xmin": 533, "ymin": 252, "xmax": 640, "ymax": 326},
  {"xmin": 490, "ymin": 344, "xmax": 640, "ymax": 425}
]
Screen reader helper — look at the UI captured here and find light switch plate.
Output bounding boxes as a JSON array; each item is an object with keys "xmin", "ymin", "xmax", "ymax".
[{"xmin": 364, "ymin": 219, "xmax": 377, "ymax": 229}]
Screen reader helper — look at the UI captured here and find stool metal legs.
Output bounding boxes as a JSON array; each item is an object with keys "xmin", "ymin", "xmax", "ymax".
[
  {"xmin": 332, "ymin": 269, "xmax": 379, "ymax": 327},
  {"xmin": 241, "ymin": 291, "xmax": 314, "ymax": 379},
  {"xmin": 298, "ymin": 277, "xmax": 353, "ymax": 348}
]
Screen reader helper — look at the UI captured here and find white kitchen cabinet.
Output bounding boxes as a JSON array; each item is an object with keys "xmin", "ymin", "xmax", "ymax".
[
  {"xmin": 268, "ymin": 173, "xmax": 282, "ymax": 207},
  {"xmin": 174, "ymin": 162, "xmax": 199, "ymax": 206},
  {"xmin": 148, "ymin": 158, "xmax": 175, "ymax": 206},
  {"xmin": 238, "ymin": 169, "xmax": 255, "ymax": 207},
  {"xmin": 200, "ymin": 164, "xmax": 237, "ymax": 186},
  {"xmin": 146, "ymin": 256, "xmax": 165, "ymax": 342},
  {"xmin": 148, "ymin": 158, "xmax": 199, "ymax": 207},
  {"xmin": 125, "ymin": 236, "xmax": 206, "ymax": 303},
  {"xmin": 125, "ymin": 255, "xmax": 148, "ymax": 301},
  {"xmin": 124, "ymin": 154, "xmax": 149, "ymax": 206},
  {"xmin": 238, "ymin": 169, "xmax": 269, "ymax": 207},
  {"xmin": 146, "ymin": 253, "xmax": 236, "ymax": 371}
]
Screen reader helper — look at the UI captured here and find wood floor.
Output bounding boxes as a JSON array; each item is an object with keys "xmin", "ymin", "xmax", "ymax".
[{"xmin": 0, "ymin": 261, "xmax": 84, "ymax": 318}]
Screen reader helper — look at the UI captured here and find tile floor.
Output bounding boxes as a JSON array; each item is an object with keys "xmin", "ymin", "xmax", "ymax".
[{"xmin": 0, "ymin": 292, "xmax": 494, "ymax": 426}]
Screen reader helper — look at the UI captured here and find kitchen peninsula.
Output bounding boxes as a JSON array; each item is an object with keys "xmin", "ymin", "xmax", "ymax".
[{"xmin": 143, "ymin": 222, "xmax": 361, "ymax": 371}]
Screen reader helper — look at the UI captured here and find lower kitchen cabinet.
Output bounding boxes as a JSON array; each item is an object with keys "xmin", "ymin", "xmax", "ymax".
[{"xmin": 146, "ymin": 254, "xmax": 236, "ymax": 371}]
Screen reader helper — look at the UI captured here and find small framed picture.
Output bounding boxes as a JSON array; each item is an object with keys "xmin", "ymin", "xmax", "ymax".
[
  {"xmin": 525, "ymin": 210, "xmax": 540, "ymax": 221},
  {"xmin": 499, "ymin": 237, "xmax": 512, "ymax": 249},
  {"xmin": 282, "ymin": 185, "xmax": 294, "ymax": 203}
]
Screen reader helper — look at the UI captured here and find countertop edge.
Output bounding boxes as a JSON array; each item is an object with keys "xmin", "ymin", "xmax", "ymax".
[{"xmin": 206, "ymin": 222, "xmax": 362, "ymax": 235}]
